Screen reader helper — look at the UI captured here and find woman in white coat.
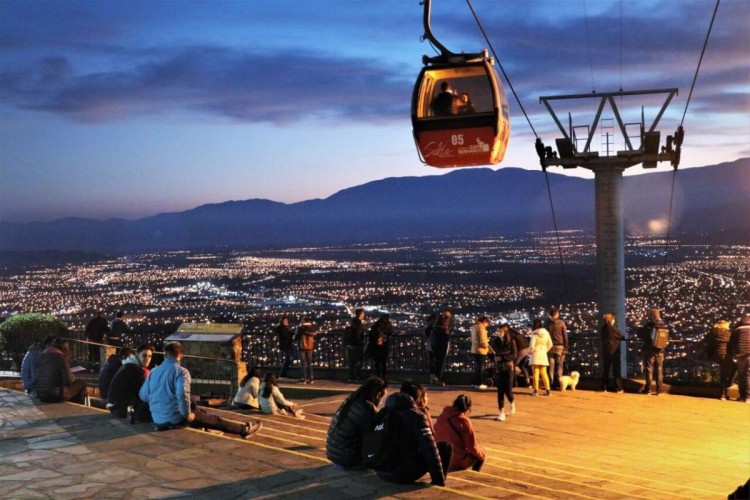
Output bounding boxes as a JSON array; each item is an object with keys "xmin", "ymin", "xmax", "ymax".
[{"xmin": 529, "ymin": 319, "xmax": 553, "ymax": 396}]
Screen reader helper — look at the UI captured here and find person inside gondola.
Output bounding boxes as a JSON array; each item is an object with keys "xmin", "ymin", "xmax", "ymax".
[
  {"xmin": 431, "ymin": 81, "xmax": 461, "ymax": 116},
  {"xmin": 458, "ymin": 92, "xmax": 475, "ymax": 114}
]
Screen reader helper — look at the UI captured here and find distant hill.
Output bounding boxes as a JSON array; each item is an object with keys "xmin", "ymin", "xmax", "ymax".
[{"xmin": 1, "ymin": 158, "xmax": 748, "ymax": 252}]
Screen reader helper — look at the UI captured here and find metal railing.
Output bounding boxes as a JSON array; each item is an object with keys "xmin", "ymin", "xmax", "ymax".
[{"xmin": 57, "ymin": 330, "xmax": 720, "ymax": 385}]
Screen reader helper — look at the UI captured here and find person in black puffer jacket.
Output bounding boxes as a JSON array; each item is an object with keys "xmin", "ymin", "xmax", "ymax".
[
  {"xmin": 107, "ymin": 344, "xmax": 154, "ymax": 421},
  {"xmin": 373, "ymin": 381, "xmax": 451, "ymax": 486},
  {"xmin": 326, "ymin": 377, "xmax": 387, "ymax": 469},
  {"xmin": 36, "ymin": 337, "xmax": 87, "ymax": 404}
]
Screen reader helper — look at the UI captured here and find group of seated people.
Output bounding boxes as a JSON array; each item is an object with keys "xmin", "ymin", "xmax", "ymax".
[
  {"xmin": 325, "ymin": 377, "xmax": 485, "ymax": 487},
  {"xmin": 22, "ymin": 338, "xmax": 483, "ymax": 486},
  {"xmin": 232, "ymin": 366, "xmax": 305, "ymax": 418},
  {"xmin": 22, "ymin": 339, "xmax": 262, "ymax": 440}
]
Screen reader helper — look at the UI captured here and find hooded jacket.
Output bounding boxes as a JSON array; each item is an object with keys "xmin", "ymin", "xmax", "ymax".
[
  {"xmin": 731, "ymin": 316, "xmax": 750, "ymax": 356},
  {"xmin": 296, "ymin": 323, "xmax": 318, "ymax": 351},
  {"xmin": 529, "ymin": 328, "xmax": 553, "ymax": 366},
  {"xmin": 600, "ymin": 323, "xmax": 625, "ymax": 355},
  {"xmin": 21, "ymin": 344, "xmax": 42, "ymax": 392},
  {"xmin": 374, "ymin": 392, "xmax": 445, "ymax": 486},
  {"xmin": 98, "ymin": 354, "xmax": 123, "ymax": 399},
  {"xmin": 434, "ymin": 405, "xmax": 485, "ymax": 472},
  {"xmin": 325, "ymin": 394, "xmax": 378, "ymax": 468},
  {"xmin": 36, "ymin": 347, "xmax": 73, "ymax": 402},
  {"xmin": 470, "ymin": 323, "xmax": 489, "ymax": 355},
  {"xmin": 108, "ymin": 354, "xmax": 148, "ymax": 418}
]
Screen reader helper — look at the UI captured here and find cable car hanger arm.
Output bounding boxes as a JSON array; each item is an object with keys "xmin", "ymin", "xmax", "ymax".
[{"xmin": 420, "ymin": 0, "xmax": 485, "ymax": 64}]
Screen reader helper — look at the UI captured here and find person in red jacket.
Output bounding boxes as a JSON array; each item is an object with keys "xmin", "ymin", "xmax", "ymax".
[{"xmin": 434, "ymin": 394, "xmax": 485, "ymax": 472}]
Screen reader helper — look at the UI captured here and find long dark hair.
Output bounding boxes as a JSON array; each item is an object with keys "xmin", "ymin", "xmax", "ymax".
[
  {"xmin": 239, "ymin": 366, "xmax": 261, "ymax": 388},
  {"xmin": 452, "ymin": 394, "xmax": 472, "ymax": 413},
  {"xmin": 332, "ymin": 377, "xmax": 387, "ymax": 430},
  {"xmin": 261, "ymin": 372, "xmax": 277, "ymax": 399}
]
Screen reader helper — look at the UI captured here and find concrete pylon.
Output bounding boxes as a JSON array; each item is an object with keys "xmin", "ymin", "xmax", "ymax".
[{"xmin": 595, "ymin": 166, "xmax": 628, "ymax": 377}]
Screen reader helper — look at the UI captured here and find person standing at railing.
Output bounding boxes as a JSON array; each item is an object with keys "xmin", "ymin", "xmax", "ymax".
[
  {"xmin": 637, "ymin": 308, "xmax": 668, "ymax": 396},
  {"xmin": 295, "ymin": 316, "xmax": 318, "ymax": 384},
  {"xmin": 600, "ymin": 313, "xmax": 625, "ymax": 393},
  {"xmin": 276, "ymin": 315, "xmax": 294, "ymax": 379},
  {"xmin": 730, "ymin": 313, "xmax": 750, "ymax": 403},
  {"xmin": 470, "ymin": 316, "xmax": 490, "ymax": 390},
  {"xmin": 344, "ymin": 309, "xmax": 366, "ymax": 382},
  {"xmin": 84, "ymin": 311, "xmax": 109, "ymax": 363},
  {"xmin": 108, "ymin": 311, "xmax": 132, "ymax": 347},
  {"xmin": 490, "ymin": 323, "xmax": 517, "ymax": 420},
  {"xmin": 529, "ymin": 319, "xmax": 552, "ymax": 397},
  {"xmin": 546, "ymin": 308, "xmax": 568, "ymax": 391},
  {"xmin": 705, "ymin": 319, "xmax": 735, "ymax": 401},
  {"xmin": 368, "ymin": 314, "xmax": 393, "ymax": 385},
  {"xmin": 430, "ymin": 310, "xmax": 453, "ymax": 387}
]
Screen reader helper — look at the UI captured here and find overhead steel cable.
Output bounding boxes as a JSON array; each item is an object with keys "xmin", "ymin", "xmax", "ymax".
[
  {"xmin": 582, "ymin": 0, "xmax": 596, "ymax": 93},
  {"xmin": 663, "ymin": 0, "xmax": 720, "ymax": 265},
  {"xmin": 465, "ymin": 0, "xmax": 569, "ymax": 303}
]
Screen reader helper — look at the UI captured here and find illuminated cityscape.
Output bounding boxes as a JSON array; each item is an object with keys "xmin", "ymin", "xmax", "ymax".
[{"xmin": 1, "ymin": 232, "xmax": 748, "ymax": 380}]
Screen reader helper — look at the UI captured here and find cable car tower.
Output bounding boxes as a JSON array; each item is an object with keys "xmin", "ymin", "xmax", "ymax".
[{"xmin": 536, "ymin": 89, "xmax": 684, "ymax": 375}]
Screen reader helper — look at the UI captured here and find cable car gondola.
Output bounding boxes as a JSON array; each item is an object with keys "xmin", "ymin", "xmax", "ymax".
[{"xmin": 411, "ymin": 0, "xmax": 510, "ymax": 168}]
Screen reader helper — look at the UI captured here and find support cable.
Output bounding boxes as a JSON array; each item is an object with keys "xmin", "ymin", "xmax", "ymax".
[
  {"xmin": 664, "ymin": 0, "xmax": 720, "ymax": 265},
  {"xmin": 582, "ymin": 0, "xmax": 596, "ymax": 92},
  {"xmin": 465, "ymin": 0, "xmax": 568, "ymax": 302}
]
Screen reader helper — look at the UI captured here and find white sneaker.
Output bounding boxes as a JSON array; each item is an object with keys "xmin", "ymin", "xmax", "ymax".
[
  {"xmin": 510, "ymin": 402, "xmax": 516, "ymax": 415},
  {"xmin": 496, "ymin": 412, "xmax": 506, "ymax": 422},
  {"xmin": 478, "ymin": 384, "xmax": 488, "ymax": 390}
]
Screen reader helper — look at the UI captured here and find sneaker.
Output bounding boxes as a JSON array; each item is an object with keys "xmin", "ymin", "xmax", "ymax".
[
  {"xmin": 241, "ymin": 421, "xmax": 262, "ymax": 439},
  {"xmin": 652, "ymin": 392, "xmax": 662, "ymax": 396},
  {"xmin": 294, "ymin": 409, "xmax": 305, "ymax": 419},
  {"xmin": 615, "ymin": 389, "xmax": 624, "ymax": 394},
  {"xmin": 478, "ymin": 384, "xmax": 488, "ymax": 390},
  {"xmin": 307, "ymin": 380, "xmax": 314, "ymax": 385},
  {"xmin": 638, "ymin": 387, "xmax": 649, "ymax": 394},
  {"xmin": 510, "ymin": 402, "xmax": 516, "ymax": 415},
  {"xmin": 719, "ymin": 395, "xmax": 726, "ymax": 401},
  {"xmin": 496, "ymin": 412, "xmax": 506, "ymax": 422},
  {"xmin": 530, "ymin": 391, "xmax": 538, "ymax": 397},
  {"xmin": 298, "ymin": 379, "xmax": 306, "ymax": 384},
  {"xmin": 544, "ymin": 390, "xmax": 551, "ymax": 396},
  {"xmin": 438, "ymin": 380, "xmax": 446, "ymax": 387}
]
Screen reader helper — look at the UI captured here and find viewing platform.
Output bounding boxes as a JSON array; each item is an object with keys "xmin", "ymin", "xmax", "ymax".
[{"xmin": 1, "ymin": 383, "xmax": 748, "ymax": 499}]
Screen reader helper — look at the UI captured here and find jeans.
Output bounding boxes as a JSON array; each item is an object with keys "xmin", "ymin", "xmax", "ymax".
[
  {"xmin": 515, "ymin": 347, "xmax": 530, "ymax": 386},
  {"xmin": 300, "ymin": 350, "xmax": 314, "ymax": 381},
  {"xmin": 495, "ymin": 363, "xmax": 515, "ymax": 410},
  {"xmin": 279, "ymin": 348, "xmax": 294, "ymax": 378},
  {"xmin": 737, "ymin": 354, "xmax": 750, "ymax": 401},
  {"xmin": 432, "ymin": 342, "xmax": 450, "ymax": 380},
  {"xmin": 601, "ymin": 349, "xmax": 623, "ymax": 391},
  {"xmin": 346, "ymin": 345, "xmax": 363, "ymax": 380},
  {"xmin": 548, "ymin": 345, "xmax": 565, "ymax": 388},
  {"xmin": 644, "ymin": 350, "xmax": 664, "ymax": 393},
  {"xmin": 373, "ymin": 346, "xmax": 388, "ymax": 382},
  {"xmin": 472, "ymin": 353, "xmax": 487, "ymax": 386},
  {"xmin": 378, "ymin": 440, "xmax": 452, "ymax": 485},
  {"xmin": 717, "ymin": 354, "xmax": 737, "ymax": 398}
]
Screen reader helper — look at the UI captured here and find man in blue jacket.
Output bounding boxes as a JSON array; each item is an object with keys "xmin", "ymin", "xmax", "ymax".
[{"xmin": 139, "ymin": 341, "xmax": 261, "ymax": 439}]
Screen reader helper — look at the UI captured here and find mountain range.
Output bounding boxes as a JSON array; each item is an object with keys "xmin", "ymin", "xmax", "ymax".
[{"xmin": 1, "ymin": 158, "xmax": 748, "ymax": 253}]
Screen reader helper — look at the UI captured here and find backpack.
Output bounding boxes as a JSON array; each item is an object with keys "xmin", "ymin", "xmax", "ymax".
[
  {"xmin": 650, "ymin": 325, "xmax": 669, "ymax": 350},
  {"xmin": 362, "ymin": 408, "xmax": 399, "ymax": 470}
]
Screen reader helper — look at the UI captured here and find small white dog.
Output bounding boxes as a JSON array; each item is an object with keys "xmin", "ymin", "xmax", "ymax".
[{"xmin": 559, "ymin": 371, "xmax": 580, "ymax": 391}]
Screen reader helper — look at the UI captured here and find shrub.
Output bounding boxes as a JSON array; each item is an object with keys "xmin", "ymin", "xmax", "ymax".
[{"xmin": 0, "ymin": 313, "xmax": 68, "ymax": 370}]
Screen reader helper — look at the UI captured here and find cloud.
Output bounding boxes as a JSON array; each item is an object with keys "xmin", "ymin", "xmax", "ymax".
[{"xmin": 0, "ymin": 45, "xmax": 412, "ymax": 124}]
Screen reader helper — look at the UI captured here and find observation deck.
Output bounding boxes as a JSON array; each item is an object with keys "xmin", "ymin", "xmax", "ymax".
[{"xmin": 1, "ymin": 382, "xmax": 747, "ymax": 499}]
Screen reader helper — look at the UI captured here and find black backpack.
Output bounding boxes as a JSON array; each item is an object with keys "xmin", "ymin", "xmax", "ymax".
[{"xmin": 362, "ymin": 408, "xmax": 399, "ymax": 470}]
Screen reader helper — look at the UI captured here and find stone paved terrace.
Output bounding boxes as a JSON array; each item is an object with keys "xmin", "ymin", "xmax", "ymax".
[{"xmin": 1, "ymin": 383, "xmax": 748, "ymax": 499}]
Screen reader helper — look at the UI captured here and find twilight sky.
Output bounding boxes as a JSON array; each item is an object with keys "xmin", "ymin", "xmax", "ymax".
[{"xmin": 0, "ymin": 0, "xmax": 748, "ymax": 222}]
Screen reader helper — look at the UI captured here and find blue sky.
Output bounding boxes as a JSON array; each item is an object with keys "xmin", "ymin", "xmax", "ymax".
[{"xmin": 0, "ymin": 0, "xmax": 747, "ymax": 222}]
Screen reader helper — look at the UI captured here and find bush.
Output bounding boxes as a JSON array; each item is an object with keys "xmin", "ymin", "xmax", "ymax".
[{"xmin": 0, "ymin": 313, "xmax": 68, "ymax": 371}]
